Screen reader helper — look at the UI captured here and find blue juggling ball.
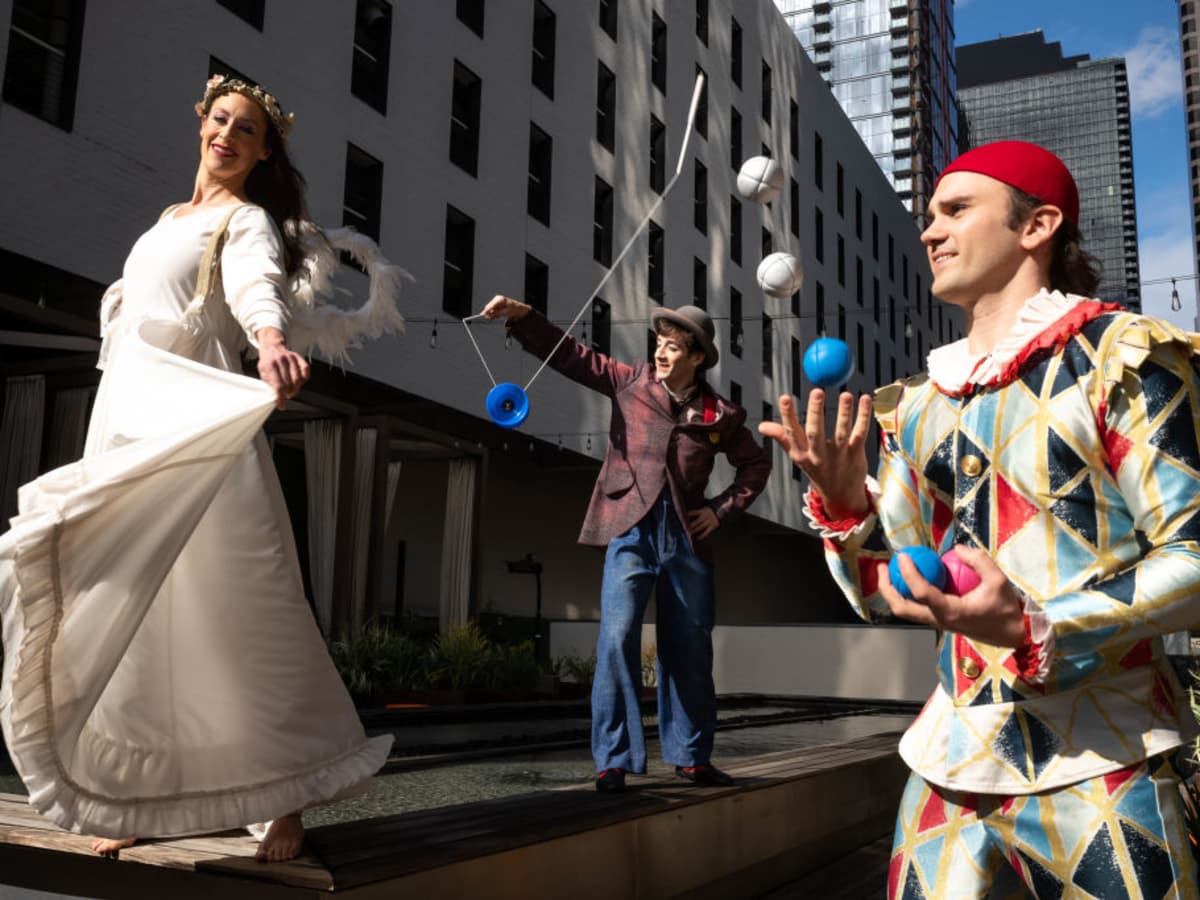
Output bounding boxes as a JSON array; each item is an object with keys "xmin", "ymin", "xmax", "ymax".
[
  {"xmin": 888, "ymin": 546, "xmax": 947, "ymax": 600},
  {"xmin": 486, "ymin": 382, "xmax": 530, "ymax": 428},
  {"xmin": 803, "ymin": 337, "xmax": 854, "ymax": 389}
]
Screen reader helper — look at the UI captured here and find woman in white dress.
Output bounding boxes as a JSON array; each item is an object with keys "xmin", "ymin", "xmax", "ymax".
[{"xmin": 0, "ymin": 77, "xmax": 392, "ymax": 861}]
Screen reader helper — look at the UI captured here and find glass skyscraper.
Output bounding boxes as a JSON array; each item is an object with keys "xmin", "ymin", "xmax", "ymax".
[
  {"xmin": 775, "ymin": 0, "xmax": 961, "ymax": 222},
  {"xmin": 957, "ymin": 33, "xmax": 1140, "ymax": 308},
  {"xmin": 1179, "ymin": 0, "xmax": 1200, "ymax": 326}
]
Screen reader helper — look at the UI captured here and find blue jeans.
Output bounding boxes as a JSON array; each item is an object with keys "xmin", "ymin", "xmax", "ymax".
[{"xmin": 591, "ymin": 491, "xmax": 717, "ymax": 773}]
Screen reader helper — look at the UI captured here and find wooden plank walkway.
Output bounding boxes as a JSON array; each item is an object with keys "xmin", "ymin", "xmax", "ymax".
[{"xmin": 0, "ymin": 731, "xmax": 907, "ymax": 900}]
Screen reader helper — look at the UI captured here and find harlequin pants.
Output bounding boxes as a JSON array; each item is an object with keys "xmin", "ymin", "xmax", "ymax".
[
  {"xmin": 591, "ymin": 491, "xmax": 716, "ymax": 774},
  {"xmin": 889, "ymin": 755, "xmax": 1199, "ymax": 899}
]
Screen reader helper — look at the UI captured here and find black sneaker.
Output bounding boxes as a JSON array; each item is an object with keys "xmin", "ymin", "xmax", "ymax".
[
  {"xmin": 595, "ymin": 768, "xmax": 627, "ymax": 793},
  {"xmin": 674, "ymin": 764, "xmax": 734, "ymax": 787}
]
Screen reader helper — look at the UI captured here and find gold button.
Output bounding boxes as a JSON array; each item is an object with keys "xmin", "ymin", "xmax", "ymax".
[
  {"xmin": 960, "ymin": 455, "xmax": 983, "ymax": 478},
  {"xmin": 957, "ymin": 657, "xmax": 981, "ymax": 679}
]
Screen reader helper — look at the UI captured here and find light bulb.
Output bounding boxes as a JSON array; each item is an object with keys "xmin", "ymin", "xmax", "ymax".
[{"xmin": 1171, "ymin": 278, "xmax": 1182, "ymax": 312}]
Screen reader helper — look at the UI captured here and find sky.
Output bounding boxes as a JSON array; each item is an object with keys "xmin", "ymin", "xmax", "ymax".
[{"xmin": 954, "ymin": 0, "xmax": 1196, "ymax": 330}]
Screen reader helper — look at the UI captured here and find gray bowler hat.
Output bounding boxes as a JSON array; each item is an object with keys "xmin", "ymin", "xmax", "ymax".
[{"xmin": 651, "ymin": 304, "xmax": 719, "ymax": 368}]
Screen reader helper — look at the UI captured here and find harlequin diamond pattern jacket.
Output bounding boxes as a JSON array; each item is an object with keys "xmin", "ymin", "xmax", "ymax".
[{"xmin": 815, "ymin": 292, "xmax": 1200, "ymax": 795}]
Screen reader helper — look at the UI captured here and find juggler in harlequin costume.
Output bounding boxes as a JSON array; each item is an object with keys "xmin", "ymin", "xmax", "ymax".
[{"xmin": 761, "ymin": 141, "xmax": 1200, "ymax": 897}]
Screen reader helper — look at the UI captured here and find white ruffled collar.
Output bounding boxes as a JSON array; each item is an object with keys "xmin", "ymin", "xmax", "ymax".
[{"xmin": 925, "ymin": 289, "xmax": 1089, "ymax": 394}]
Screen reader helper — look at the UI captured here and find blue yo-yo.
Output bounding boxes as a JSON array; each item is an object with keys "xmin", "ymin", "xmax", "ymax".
[
  {"xmin": 888, "ymin": 546, "xmax": 947, "ymax": 600},
  {"xmin": 486, "ymin": 382, "xmax": 530, "ymax": 428},
  {"xmin": 803, "ymin": 337, "xmax": 854, "ymax": 389}
]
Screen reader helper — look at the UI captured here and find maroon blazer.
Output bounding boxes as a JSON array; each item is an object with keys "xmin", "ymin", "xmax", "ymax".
[{"xmin": 510, "ymin": 311, "xmax": 771, "ymax": 559}]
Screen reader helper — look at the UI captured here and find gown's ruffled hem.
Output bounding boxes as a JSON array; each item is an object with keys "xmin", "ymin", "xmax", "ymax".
[{"xmin": 2, "ymin": 459, "xmax": 393, "ymax": 839}]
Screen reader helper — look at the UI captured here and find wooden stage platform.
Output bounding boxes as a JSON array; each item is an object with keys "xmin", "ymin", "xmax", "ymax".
[{"xmin": 0, "ymin": 732, "xmax": 906, "ymax": 899}]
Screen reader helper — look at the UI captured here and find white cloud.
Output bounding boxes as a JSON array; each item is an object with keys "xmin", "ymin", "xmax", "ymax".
[
  {"xmin": 1123, "ymin": 26, "xmax": 1183, "ymax": 120},
  {"xmin": 1138, "ymin": 229, "xmax": 1197, "ymax": 331}
]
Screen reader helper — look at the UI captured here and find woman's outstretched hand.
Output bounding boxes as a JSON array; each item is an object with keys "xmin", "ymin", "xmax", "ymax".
[
  {"xmin": 758, "ymin": 390, "xmax": 873, "ymax": 518},
  {"xmin": 256, "ymin": 327, "xmax": 310, "ymax": 410}
]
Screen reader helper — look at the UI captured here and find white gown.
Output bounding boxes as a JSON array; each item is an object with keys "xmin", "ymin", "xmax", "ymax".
[{"xmin": 0, "ymin": 204, "xmax": 392, "ymax": 838}]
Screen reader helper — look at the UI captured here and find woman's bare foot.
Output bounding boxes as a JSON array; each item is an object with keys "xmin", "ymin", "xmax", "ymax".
[
  {"xmin": 255, "ymin": 812, "xmax": 304, "ymax": 862},
  {"xmin": 91, "ymin": 836, "xmax": 137, "ymax": 858}
]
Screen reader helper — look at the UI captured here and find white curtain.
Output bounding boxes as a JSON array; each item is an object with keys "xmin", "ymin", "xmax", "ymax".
[
  {"xmin": 349, "ymin": 427, "xmax": 377, "ymax": 629},
  {"xmin": 0, "ymin": 375, "xmax": 47, "ymax": 531},
  {"xmin": 385, "ymin": 460, "xmax": 402, "ymax": 532},
  {"xmin": 439, "ymin": 458, "xmax": 476, "ymax": 634},
  {"xmin": 45, "ymin": 386, "xmax": 94, "ymax": 470},
  {"xmin": 303, "ymin": 419, "xmax": 341, "ymax": 636}
]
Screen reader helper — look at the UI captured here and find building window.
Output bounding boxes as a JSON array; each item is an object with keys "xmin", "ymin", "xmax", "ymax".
[
  {"xmin": 449, "ymin": 61, "xmax": 482, "ymax": 176},
  {"xmin": 525, "ymin": 253, "xmax": 549, "ymax": 316},
  {"xmin": 730, "ymin": 380, "xmax": 742, "ymax": 404},
  {"xmin": 857, "ymin": 323, "xmax": 865, "ymax": 374},
  {"xmin": 531, "ymin": 0, "xmax": 556, "ymax": 99},
  {"xmin": 694, "ymin": 160, "xmax": 708, "ymax": 233},
  {"xmin": 731, "ymin": 287, "xmax": 743, "ymax": 358},
  {"xmin": 596, "ymin": 62, "xmax": 616, "ymax": 151},
  {"xmin": 695, "ymin": 64, "xmax": 708, "ymax": 138},
  {"xmin": 790, "ymin": 100, "xmax": 799, "ymax": 160},
  {"xmin": 838, "ymin": 305, "xmax": 846, "ymax": 341},
  {"xmin": 650, "ymin": 115, "xmax": 666, "ymax": 194},
  {"xmin": 855, "ymin": 190, "xmax": 863, "ymax": 239},
  {"xmin": 693, "ymin": 258, "xmax": 707, "ymax": 309},
  {"xmin": 856, "ymin": 257, "xmax": 863, "ymax": 305},
  {"xmin": 648, "ymin": 221, "xmax": 664, "ymax": 303},
  {"xmin": 837, "ymin": 236, "xmax": 845, "ymax": 286},
  {"xmin": 456, "ymin": 0, "xmax": 484, "ymax": 36},
  {"xmin": 442, "ymin": 205, "xmax": 475, "ymax": 317},
  {"xmin": 761, "ymin": 60, "xmax": 772, "ymax": 124},
  {"xmin": 873, "ymin": 278, "xmax": 880, "ymax": 323},
  {"xmin": 816, "ymin": 282, "xmax": 825, "ymax": 335},
  {"xmin": 814, "ymin": 131, "xmax": 824, "ymax": 189},
  {"xmin": 217, "ymin": 0, "xmax": 264, "ymax": 29},
  {"xmin": 209, "ymin": 55, "xmax": 253, "ymax": 85},
  {"xmin": 696, "ymin": 0, "xmax": 708, "ymax": 44},
  {"xmin": 761, "ymin": 402, "xmax": 773, "ymax": 450},
  {"xmin": 762, "ymin": 313, "xmax": 773, "ymax": 376},
  {"xmin": 888, "ymin": 234, "xmax": 895, "ymax": 280},
  {"xmin": 651, "ymin": 13, "xmax": 667, "ymax": 94},
  {"xmin": 836, "ymin": 163, "xmax": 844, "ymax": 216},
  {"xmin": 889, "ymin": 295, "xmax": 896, "ymax": 340},
  {"xmin": 730, "ymin": 107, "xmax": 743, "ymax": 171},
  {"xmin": 790, "ymin": 179, "xmax": 800, "ymax": 237},
  {"xmin": 3, "ymin": 0, "xmax": 87, "ymax": 130},
  {"xmin": 592, "ymin": 298, "xmax": 612, "ymax": 352},
  {"xmin": 814, "ymin": 208, "xmax": 824, "ymax": 263},
  {"xmin": 731, "ymin": 17, "xmax": 743, "ymax": 87},
  {"xmin": 527, "ymin": 124, "xmax": 552, "ymax": 225},
  {"xmin": 872, "ymin": 213, "xmax": 879, "ymax": 260},
  {"xmin": 598, "ymin": 0, "xmax": 617, "ymax": 39},
  {"xmin": 902, "ymin": 255, "xmax": 909, "ymax": 298},
  {"xmin": 351, "ymin": 0, "xmax": 391, "ymax": 114},
  {"xmin": 343, "ymin": 143, "xmax": 383, "ymax": 242},
  {"xmin": 731, "ymin": 196, "xmax": 743, "ymax": 266},
  {"xmin": 594, "ymin": 177, "xmax": 613, "ymax": 266},
  {"xmin": 874, "ymin": 342, "xmax": 881, "ymax": 384}
]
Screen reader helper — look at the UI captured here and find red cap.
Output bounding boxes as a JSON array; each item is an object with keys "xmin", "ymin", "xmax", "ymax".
[{"xmin": 937, "ymin": 141, "xmax": 1079, "ymax": 223}]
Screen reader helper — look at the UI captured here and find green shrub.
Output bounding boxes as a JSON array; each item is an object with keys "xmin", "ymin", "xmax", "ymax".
[
  {"xmin": 486, "ymin": 640, "xmax": 541, "ymax": 695},
  {"xmin": 556, "ymin": 652, "xmax": 597, "ymax": 687},
  {"xmin": 430, "ymin": 622, "xmax": 492, "ymax": 691},
  {"xmin": 331, "ymin": 624, "xmax": 428, "ymax": 701}
]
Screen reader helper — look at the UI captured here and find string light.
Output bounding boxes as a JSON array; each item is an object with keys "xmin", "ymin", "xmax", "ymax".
[{"xmin": 1171, "ymin": 278, "xmax": 1182, "ymax": 312}]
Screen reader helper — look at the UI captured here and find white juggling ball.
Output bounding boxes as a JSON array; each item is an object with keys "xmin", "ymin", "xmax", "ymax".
[
  {"xmin": 736, "ymin": 155, "xmax": 785, "ymax": 204},
  {"xmin": 756, "ymin": 252, "xmax": 804, "ymax": 299}
]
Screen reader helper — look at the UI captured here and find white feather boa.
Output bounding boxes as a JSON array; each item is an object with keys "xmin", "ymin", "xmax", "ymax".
[{"xmin": 285, "ymin": 224, "xmax": 411, "ymax": 363}]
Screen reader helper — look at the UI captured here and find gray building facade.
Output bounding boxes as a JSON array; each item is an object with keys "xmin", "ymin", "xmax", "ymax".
[
  {"xmin": 957, "ymin": 32, "xmax": 1141, "ymax": 309},
  {"xmin": 1180, "ymin": 0, "xmax": 1200, "ymax": 326}
]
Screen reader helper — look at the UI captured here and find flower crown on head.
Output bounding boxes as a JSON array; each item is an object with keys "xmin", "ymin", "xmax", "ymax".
[{"xmin": 196, "ymin": 74, "xmax": 295, "ymax": 138}]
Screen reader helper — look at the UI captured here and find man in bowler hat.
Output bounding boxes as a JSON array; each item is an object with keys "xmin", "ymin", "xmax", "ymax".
[{"xmin": 483, "ymin": 295, "xmax": 770, "ymax": 792}]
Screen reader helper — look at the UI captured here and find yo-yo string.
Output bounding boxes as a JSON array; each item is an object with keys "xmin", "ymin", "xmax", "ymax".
[
  {"xmin": 458, "ymin": 74, "xmax": 705, "ymax": 396},
  {"xmin": 460, "ymin": 316, "xmax": 498, "ymax": 387}
]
